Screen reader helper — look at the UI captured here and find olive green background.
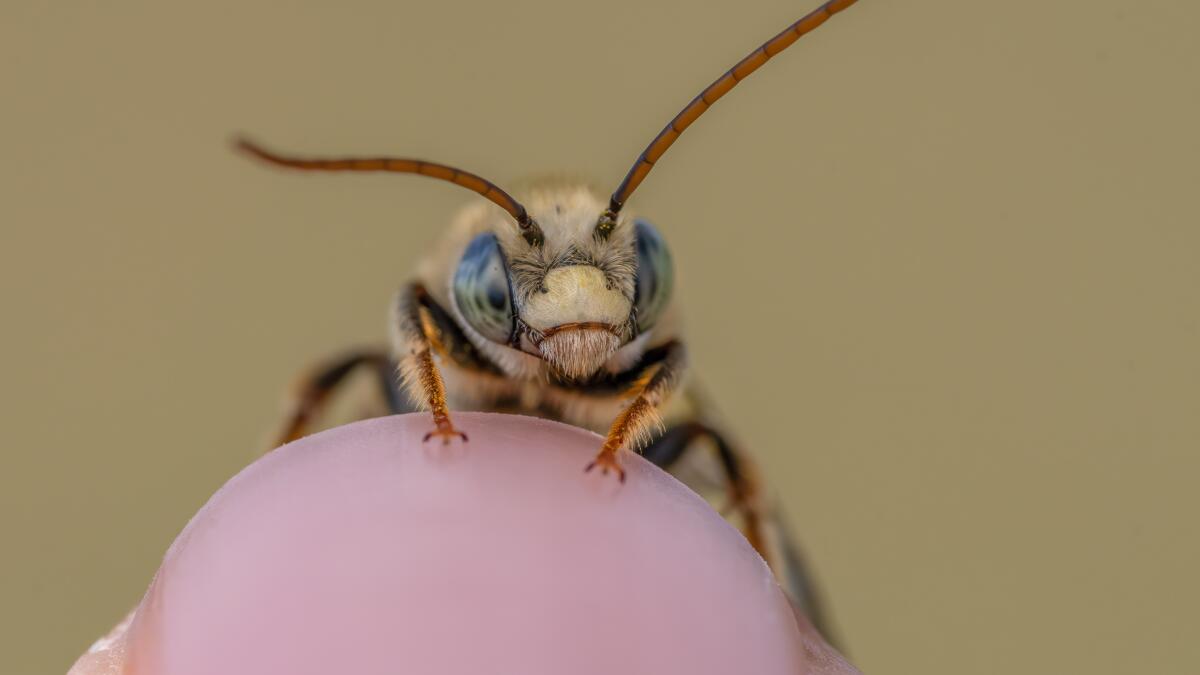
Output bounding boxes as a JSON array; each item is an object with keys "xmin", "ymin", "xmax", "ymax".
[{"xmin": 3, "ymin": 1, "xmax": 1197, "ymax": 673}]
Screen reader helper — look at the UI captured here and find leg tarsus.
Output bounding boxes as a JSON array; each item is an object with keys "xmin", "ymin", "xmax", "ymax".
[
  {"xmin": 423, "ymin": 425, "xmax": 468, "ymax": 444},
  {"xmin": 584, "ymin": 450, "xmax": 626, "ymax": 483}
]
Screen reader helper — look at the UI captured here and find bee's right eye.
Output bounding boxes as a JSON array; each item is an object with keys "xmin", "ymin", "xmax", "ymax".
[
  {"xmin": 632, "ymin": 219, "xmax": 673, "ymax": 333},
  {"xmin": 453, "ymin": 232, "xmax": 517, "ymax": 344}
]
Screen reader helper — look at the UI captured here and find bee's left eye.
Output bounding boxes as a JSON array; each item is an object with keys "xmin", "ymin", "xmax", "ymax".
[{"xmin": 453, "ymin": 232, "xmax": 516, "ymax": 344}]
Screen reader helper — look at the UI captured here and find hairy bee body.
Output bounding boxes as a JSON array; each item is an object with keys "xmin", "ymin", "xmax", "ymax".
[{"xmin": 246, "ymin": 0, "xmax": 861, "ymax": 644}]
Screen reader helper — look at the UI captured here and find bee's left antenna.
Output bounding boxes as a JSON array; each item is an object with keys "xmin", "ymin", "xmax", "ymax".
[
  {"xmin": 605, "ymin": 0, "xmax": 860, "ymax": 219},
  {"xmin": 234, "ymin": 137, "xmax": 544, "ymax": 247}
]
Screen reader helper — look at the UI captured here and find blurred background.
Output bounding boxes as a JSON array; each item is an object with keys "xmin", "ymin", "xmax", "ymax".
[{"xmin": 3, "ymin": 0, "xmax": 1198, "ymax": 672}]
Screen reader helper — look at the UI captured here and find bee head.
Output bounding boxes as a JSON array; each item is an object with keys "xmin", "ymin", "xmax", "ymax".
[{"xmin": 451, "ymin": 184, "xmax": 673, "ymax": 380}]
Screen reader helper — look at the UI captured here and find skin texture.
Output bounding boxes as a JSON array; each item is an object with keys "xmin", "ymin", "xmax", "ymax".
[{"xmin": 67, "ymin": 413, "xmax": 859, "ymax": 675}]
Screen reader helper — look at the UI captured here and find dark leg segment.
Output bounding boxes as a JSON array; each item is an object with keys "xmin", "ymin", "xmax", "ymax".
[
  {"xmin": 641, "ymin": 421, "xmax": 767, "ymax": 558},
  {"xmin": 271, "ymin": 349, "xmax": 392, "ymax": 448},
  {"xmin": 643, "ymin": 421, "xmax": 838, "ymax": 641}
]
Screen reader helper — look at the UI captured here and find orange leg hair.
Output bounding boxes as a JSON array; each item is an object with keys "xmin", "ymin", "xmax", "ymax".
[
  {"xmin": 392, "ymin": 283, "xmax": 468, "ymax": 444},
  {"xmin": 587, "ymin": 341, "xmax": 687, "ymax": 482}
]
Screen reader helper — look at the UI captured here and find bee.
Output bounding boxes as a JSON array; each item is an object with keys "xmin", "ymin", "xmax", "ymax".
[{"xmin": 238, "ymin": 0, "xmax": 859, "ymax": 635}]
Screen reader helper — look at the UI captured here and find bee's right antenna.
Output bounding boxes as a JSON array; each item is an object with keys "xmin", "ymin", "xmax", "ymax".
[
  {"xmin": 598, "ymin": 0, "xmax": 859, "ymax": 237},
  {"xmin": 235, "ymin": 137, "xmax": 545, "ymax": 247}
]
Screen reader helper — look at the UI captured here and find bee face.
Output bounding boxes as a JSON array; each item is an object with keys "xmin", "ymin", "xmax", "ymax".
[{"xmin": 451, "ymin": 184, "xmax": 673, "ymax": 380}]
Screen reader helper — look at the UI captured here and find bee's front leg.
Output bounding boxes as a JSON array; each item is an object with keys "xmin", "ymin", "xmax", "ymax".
[
  {"xmin": 587, "ymin": 341, "xmax": 687, "ymax": 482},
  {"xmin": 392, "ymin": 283, "xmax": 468, "ymax": 444}
]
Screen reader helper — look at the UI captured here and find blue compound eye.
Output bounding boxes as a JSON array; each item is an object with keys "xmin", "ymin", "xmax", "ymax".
[
  {"xmin": 632, "ymin": 219, "xmax": 674, "ymax": 333},
  {"xmin": 453, "ymin": 232, "xmax": 516, "ymax": 344}
]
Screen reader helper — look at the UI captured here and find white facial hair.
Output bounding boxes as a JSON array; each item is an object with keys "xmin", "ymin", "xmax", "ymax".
[{"xmin": 538, "ymin": 329, "xmax": 621, "ymax": 380}]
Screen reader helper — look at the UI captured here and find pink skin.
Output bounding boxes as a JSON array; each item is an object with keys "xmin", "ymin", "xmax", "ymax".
[{"xmin": 68, "ymin": 413, "xmax": 859, "ymax": 675}]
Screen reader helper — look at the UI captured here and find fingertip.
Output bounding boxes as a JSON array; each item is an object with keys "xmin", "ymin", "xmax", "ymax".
[
  {"xmin": 67, "ymin": 611, "xmax": 133, "ymax": 675},
  {"xmin": 95, "ymin": 413, "xmax": 825, "ymax": 674}
]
